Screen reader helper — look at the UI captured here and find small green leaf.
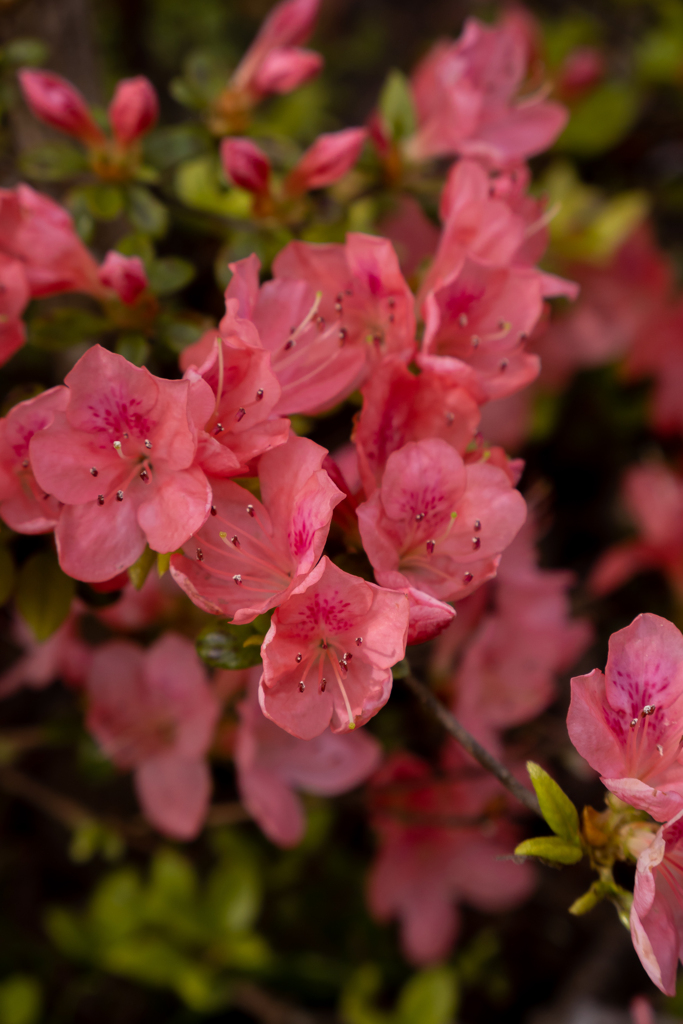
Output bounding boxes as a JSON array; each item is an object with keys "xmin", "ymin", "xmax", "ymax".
[
  {"xmin": 514, "ymin": 836, "xmax": 583, "ymax": 865},
  {"xmin": 396, "ymin": 966, "xmax": 459, "ymax": 1024},
  {"xmin": 20, "ymin": 142, "xmax": 86, "ymax": 181},
  {"xmin": 175, "ymin": 155, "xmax": 250, "ymax": 217},
  {"xmin": 128, "ymin": 545, "xmax": 156, "ymax": 590},
  {"xmin": 143, "ymin": 124, "xmax": 211, "ymax": 170},
  {"xmin": 146, "ymin": 257, "xmax": 195, "ymax": 296},
  {"xmin": 15, "ymin": 551, "xmax": 75, "ymax": 641},
  {"xmin": 196, "ymin": 621, "xmax": 264, "ymax": 670},
  {"xmin": 27, "ymin": 307, "xmax": 107, "ymax": 352},
  {"xmin": 115, "ymin": 232, "xmax": 155, "ymax": 264},
  {"xmin": 554, "ymin": 81, "xmax": 641, "ymax": 157},
  {"xmin": 115, "ymin": 333, "xmax": 150, "ymax": 367},
  {"xmin": 79, "ymin": 183, "xmax": 125, "ymax": 220},
  {"xmin": 379, "ymin": 69, "xmax": 416, "ymax": 141},
  {"xmin": 0, "ymin": 546, "xmax": 16, "ymax": 606},
  {"xmin": 527, "ymin": 762, "xmax": 581, "ymax": 843},
  {"xmin": 127, "ymin": 184, "xmax": 169, "ymax": 238},
  {"xmin": 339, "ymin": 964, "xmax": 391, "ymax": 1024},
  {"xmin": 569, "ymin": 882, "xmax": 602, "ymax": 916},
  {"xmin": 157, "ymin": 551, "xmax": 171, "ymax": 577},
  {"xmin": 4, "ymin": 37, "xmax": 48, "ymax": 67},
  {"xmin": 0, "ymin": 974, "xmax": 42, "ymax": 1024}
]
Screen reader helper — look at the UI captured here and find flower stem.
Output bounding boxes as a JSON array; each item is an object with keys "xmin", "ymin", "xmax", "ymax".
[{"xmin": 403, "ymin": 674, "xmax": 541, "ymax": 816}]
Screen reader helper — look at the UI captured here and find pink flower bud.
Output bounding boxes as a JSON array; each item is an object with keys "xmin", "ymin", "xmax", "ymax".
[
  {"xmin": 18, "ymin": 69, "xmax": 106, "ymax": 146},
  {"xmin": 285, "ymin": 127, "xmax": 367, "ymax": 195},
  {"xmin": 98, "ymin": 251, "xmax": 147, "ymax": 305},
  {"xmin": 252, "ymin": 47, "xmax": 323, "ymax": 96},
  {"xmin": 256, "ymin": 0, "xmax": 319, "ymax": 51},
  {"xmin": 220, "ymin": 138, "xmax": 271, "ymax": 193},
  {"xmin": 108, "ymin": 76, "xmax": 159, "ymax": 146},
  {"xmin": 557, "ymin": 47, "xmax": 605, "ymax": 98}
]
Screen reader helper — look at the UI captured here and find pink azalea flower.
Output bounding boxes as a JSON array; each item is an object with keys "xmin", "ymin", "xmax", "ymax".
[
  {"xmin": 367, "ymin": 752, "xmax": 534, "ymax": 964},
  {"xmin": 591, "ymin": 463, "xmax": 683, "ymax": 600},
  {"xmin": 191, "ymin": 253, "xmax": 368, "ymax": 415},
  {"xmin": 108, "ymin": 76, "xmax": 158, "ymax": 147},
  {"xmin": 18, "ymin": 68, "xmax": 106, "ymax": 146},
  {"xmin": 98, "ymin": 251, "xmax": 148, "ymax": 305},
  {"xmin": 235, "ymin": 672, "xmax": 381, "ymax": 846},
  {"xmin": 626, "ymin": 297, "xmax": 683, "ymax": 436},
  {"xmin": 182, "ymin": 331, "xmax": 289, "ymax": 476},
  {"xmin": 30, "ymin": 345, "xmax": 215, "ymax": 583},
  {"xmin": 170, "ymin": 434, "xmax": 343, "ymax": 622},
  {"xmin": 419, "ymin": 258, "xmax": 544, "ymax": 403},
  {"xmin": 378, "ymin": 195, "xmax": 440, "ymax": 278},
  {"xmin": 272, "ymin": 232, "xmax": 416, "ymax": 369},
  {"xmin": 259, "ymin": 556, "xmax": 409, "ymax": 739},
  {"xmin": 0, "ymin": 253, "xmax": 29, "ymax": 367},
  {"xmin": 405, "ymin": 13, "xmax": 567, "ymax": 167},
  {"xmin": 284, "ymin": 127, "xmax": 368, "ymax": 195},
  {"xmin": 0, "ymin": 386, "xmax": 69, "ymax": 533},
  {"xmin": 220, "ymin": 138, "xmax": 271, "ymax": 194},
  {"xmin": 357, "ymin": 438, "xmax": 527, "ymax": 603},
  {"xmin": 86, "ymin": 633, "xmax": 219, "ymax": 839},
  {"xmin": 631, "ymin": 813, "xmax": 683, "ymax": 995},
  {"xmin": 228, "ymin": 0, "xmax": 322, "ymax": 105},
  {"xmin": 353, "ymin": 355, "xmax": 480, "ymax": 496},
  {"xmin": 0, "ymin": 184, "xmax": 106, "ymax": 300},
  {"xmin": 0, "ymin": 608, "xmax": 92, "ymax": 700},
  {"xmin": 568, "ymin": 613, "xmax": 683, "ymax": 822}
]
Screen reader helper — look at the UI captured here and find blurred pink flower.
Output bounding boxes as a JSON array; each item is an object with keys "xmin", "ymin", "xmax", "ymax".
[
  {"xmin": 631, "ymin": 813, "xmax": 683, "ymax": 995},
  {"xmin": 285, "ymin": 127, "xmax": 367, "ymax": 195},
  {"xmin": 98, "ymin": 251, "xmax": 148, "ymax": 305},
  {"xmin": 18, "ymin": 68, "xmax": 106, "ymax": 146},
  {"xmin": 108, "ymin": 75, "xmax": 158, "ymax": 146},
  {"xmin": 220, "ymin": 138, "xmax": 271, "ymax": 194},
  {"xmin": 86, "ymin": 633, "xmax": 219, "ymax": 839}
]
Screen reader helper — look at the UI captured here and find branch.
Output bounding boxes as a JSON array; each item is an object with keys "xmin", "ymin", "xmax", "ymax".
[
  {"xmin": 0, "ymin": 765, "xmax": 92, "ymax": 830},
  {"xmin": 403, "ymin": 674, "xmax": 541, "ymax": 816}
]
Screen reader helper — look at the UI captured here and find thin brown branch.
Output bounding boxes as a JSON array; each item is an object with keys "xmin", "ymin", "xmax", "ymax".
[
  {"xmin": 0, "ymin": 765, "xmax": 92, "ymax": 830},
  {"xmin": 233, "ymin": 981, "xmax": 323, "ymax": 1024},
  {"xmin": 403, "ymin": 674, "xmax": 541, "ymax": 816}
]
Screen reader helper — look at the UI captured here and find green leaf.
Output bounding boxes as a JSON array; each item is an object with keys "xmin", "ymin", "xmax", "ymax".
[
  {"xmin": 568, "ymin": 882, "xmax": 602, "ymax": 916},
  {"xmin": 206, "ymin": 855, "xmax": 262, "ymax": 934},
  {"xmin": 636, "ymin": 26, "xmax": 683, "ymax": 83},
  {"xmin": 89, "ymin": 868, "xmax": 144, "ymax": 941},
  {"xmin": 20, "ymin": 142, "xmax": 86, "ymax": 181},
  {"xmin": 15, "ymin": 551, "xmax": 75, "ymax": 642},
  {"xmin": 0, "ymin": 975, "xmax": 42, "ymax": 1024},
  {"xmin": 115, "ymin": 333, "xmax": 150, "ymax": 367},
  {"xmin": 128, "ymin": 545, "xmax": 156, "ymax": 590},
  {"xmin": 146, "ymin": 257, "xmax": 195, "ymax": 296},
  {"xmin": 339, "ymin": 964, "xmax": 391, "ymax": 1024},
  {"xmin": 175, "ymin": 155, "xmax": 250, "ymax": 217},
  {"xmin": 0, "ymin": 546, "xmax": 16, "ymax": 606},
  {"xmin": 127, "ymin": 184, "xmax": 169, "ymax": 238},
  {"xmin": 379, "ymin": 69, "xmax": 416, "ymax": 141},
  {"xmin": 514, "ymin": 836, "xmax": 583, "ymax": 865},
  {"xmin": 526, "ymin": 761, "xmax": 581, "ymax": 843},
  {"xmin": 157, "ymin": 551, "xmax": 171, "ymax": 576},
  {"xmin": 79, "ymin": 183, "xmax": 125, "ymax": 221},
  {"xmin": 156, "ymin": 315, "xmax": 206, "ymax": 355},
  {"xmin": 4, "ymin": 38, "xmax": 48, "ymax": 67},
  {"xmin": 196, "ymin": 620, "xmax": 264, "ymax": 670},
  {"xmin": 27, "ymin": 307, "xmax": 108, "ymax": 352},
  {"xmin": 44, "ymin": 906, "xmax": 92, "ymax": 960},
  {"xmin": 396, "ymin": 967, "xmax": 459, "ymax": 1024},
  {"xmin": 554, "ymin": 81, "xmax": 641, "ymax": 157},
  {"xmin": 143, "ymin": 124, "xmax": 211, "ymax": 170}
]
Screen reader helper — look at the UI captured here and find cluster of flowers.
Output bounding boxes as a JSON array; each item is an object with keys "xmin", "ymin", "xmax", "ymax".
[{"xmin": 3, "ymin": 0, "xmax": 679, "ymax": 994}]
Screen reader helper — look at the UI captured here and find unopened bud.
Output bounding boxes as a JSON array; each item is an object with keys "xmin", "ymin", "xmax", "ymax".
[
  {"xmin": 220, "ymin": 138, "xmax": 271, "ymax": 194},
  {"xmin": 18, "ymin": 68, "xmax": 105, "ymax": 146},
  {"xmin": 285, "ymin": 126, "xmax": 367, "ymax": 195},
  {"xmin": 98, "ymin": 251, "xmax": 147, "ymax": 305},
  {"xmin": 109, "ymin": 75, "xmax": 159, "ymax": 146},
  {"xmin": 252, "ymin": 46, "xmax": 323, "ymax": 96}
]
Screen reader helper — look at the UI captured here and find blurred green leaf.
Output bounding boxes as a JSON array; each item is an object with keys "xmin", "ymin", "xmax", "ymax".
[
  {"xmin": 196, "ymin": 620, "xmax": 264, "ymax": 670},
  {"xmin": 4, "ymin": 38, "xmax": 48, "ymax": 67},
  {"xmin": 527, "ymin": 762, "xmax": 581, "ymax": 844},
  {"xmin": 0, "ymin": 546, "xmax": 15, "ymax": 606},
  {"xmin": 90, "ymin": 868, "xmax": 144, "ymax": 941},
  {"xmin": 78, "ymin": 183, "xmax": 125, "ymax": 220},
  {"xmin": 396, "ymin": 967, "xmax": 459, "ymax": 1024},
  {"xmin": 127, "ymin": 184, "xmax": 169, "ymax": 237},
  {"xmin": 515, "ymin": 836, "xmax": 584, "ymax": 864},
  {"xmin": 175, "ymin": 155, "xmax": 250, "ymax": 217},
  {"xmin": 0, "ymin": 975, "xmax": 42, "ymax": 1024},
  {"xmin": 379, "ymin": 69, "xmax": 416, "ymax": 141},
  {"xmin": 156, "ymin": 315, "xmax": 206, "ymax": 354},
  {"xmin": 28, "ymin": 307, "xmax": 107, "ymax": 352},
  {"xmin": 15, "ymin": 550, "xmax": 75, "ymax": 642},
  {"xmin": 169, "ymin": 49, "xmax": 230, "ymax": 109},
  {"xmin": 147, "ymin": 257, "xmax": 196, "ymax": 296},
  {"xmin": 340, "ymin": 964, "xmax": 391, "ymax": 1024},
  {"xmin": 555, "ymin": 81, "xmax": 641, "ymax": 157},
  {"xmin": 144, "ymin": 124, "xmax": 211, "ymax": 170},
  {"xmin": 20, "ymin": 142, "xmax": 86, "ymax": 181},
  {"xmin": 115, "ymin": 333, "xmax": 150, "ymax": 367},
  {"xmin": 115, "ymin": 232, "xmax": 155, "ymax": 265}
]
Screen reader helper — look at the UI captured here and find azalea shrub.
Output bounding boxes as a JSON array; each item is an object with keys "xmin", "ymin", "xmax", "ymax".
[{"xmin": 2, "ymin": 0, "xmax": 683, "ymax": 1021}]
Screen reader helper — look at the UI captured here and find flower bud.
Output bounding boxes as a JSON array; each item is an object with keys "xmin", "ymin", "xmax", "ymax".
[
  {"xmin": 256, "ymin": 0, "xmax": 319, "ymax": 51},
  {"xmin": 220, "ymin": 138, "xmax": 271, "ymax": 194},
  {"xmin": 252, "ymin": 47, "xmax": 323, "ymax": 96},
  {"xmin": 18, "ymin": 68, "xmax": 105, "ymax": 146},
  {"xmin": 557, "ymin": 47, "xmax": 605, "ymax": 99},
  {"xmin": 98, "ymin": 251, "xmax": 147, "ymax": 305},
  {"xmin": 285, "ymin": 127, "xmax": 367, "ymax": 195},
  {"xmin": 109, "ymin": 76, "xmax": 159, "ymax": 146}
]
